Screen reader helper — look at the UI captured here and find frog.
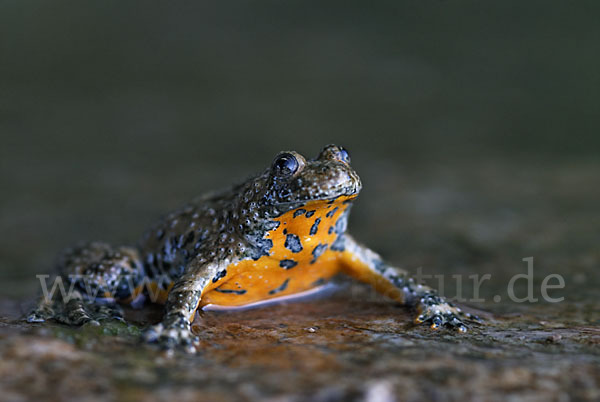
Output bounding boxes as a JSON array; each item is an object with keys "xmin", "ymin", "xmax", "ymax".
[{"xmin": 28, "ymin": 144, "xmax": 474, "ymax": 352}]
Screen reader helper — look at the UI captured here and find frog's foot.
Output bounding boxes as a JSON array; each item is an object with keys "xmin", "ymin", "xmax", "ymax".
[
  {"xmin": 27, "ymin": 301, "xmax": 55, "ymax": 323},
  {"xmin": 143, "ymin": 315, "xmax": 199, "ymax": 354},
  {"xmin": 27, "ymin": 295, "xmax": 124, "ymax": 326},
  {"xmin": 414, "ymin": 293, "xmax": 479, "ymax": 333}
]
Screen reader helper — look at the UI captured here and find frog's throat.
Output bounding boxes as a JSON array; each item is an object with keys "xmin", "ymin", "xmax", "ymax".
[
  {"xmin": 241, "ymin": 194, "xmax": 355, "ymax": 255},
  {"xmin": 268, "ymin": 194, "xmax": 358, "ymax": 215},
  {"xmin": 253, "ymin": 195, "xmax": 353, "ymax": 265}
]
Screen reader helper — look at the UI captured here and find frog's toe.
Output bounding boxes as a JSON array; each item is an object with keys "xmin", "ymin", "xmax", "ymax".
[
  {"xmin": 27, "ymin": 306, "xmax": 53, "ymax": 323},
  {"xmin": 415, "ymin": 310, "xmax": 468, "ymax": 333},
  {"xmin": 144, "ymin": 321, "xmax": 199, "ymax": 354},
  {"xmin": 29, "ymin": 297, "xmax": 125, "ymax": 327},
  {"xmin": 27, "ymin": 296, "xmax": 60, "ymax": 323},
  {"xmin": 93, "ymin": 303, "xmax": 125, "ymax": 323},
  {"xmin": 414, "ymin": 300, "xmax": 475, "ymax": 333},
  {"xmin": 58, "ymin": 298, "xmax": 99, "ymax": 326},
  {"xmin": 26, "ymin": 298, "xmax": 92, "ymax": 325}
]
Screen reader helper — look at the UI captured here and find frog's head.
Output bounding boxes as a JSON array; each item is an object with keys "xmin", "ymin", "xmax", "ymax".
[{"xmin": 261, "ymin": 144, "xmax": 362, "ymax": 211}]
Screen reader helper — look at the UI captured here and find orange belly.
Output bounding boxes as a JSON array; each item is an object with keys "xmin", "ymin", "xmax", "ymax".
[
  {"xmin": 201, "ymin": 196, "xmax": 353, "ymax": 307},
  {"xmin": 200, "ymin": 250, "xmax": 342, "ymax": 307}
]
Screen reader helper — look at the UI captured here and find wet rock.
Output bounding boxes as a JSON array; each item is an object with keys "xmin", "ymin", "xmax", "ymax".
[{"xmin": 1, "ymin": 153, "xmax": 599, "ymax": 401}]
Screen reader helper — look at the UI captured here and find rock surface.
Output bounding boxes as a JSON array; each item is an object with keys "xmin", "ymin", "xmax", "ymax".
[
  {"xmin": 1, "ymin": 3, "xmax": 599, "ymax": 400},
  {"xmin": 1, "ymin": 274, "xmax": 599, "ymax": 401}
]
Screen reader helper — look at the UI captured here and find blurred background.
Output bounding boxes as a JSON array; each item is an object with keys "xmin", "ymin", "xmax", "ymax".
[{"xmin": 1, "ymin": 1, "xmax": 598, "ymax": 306}]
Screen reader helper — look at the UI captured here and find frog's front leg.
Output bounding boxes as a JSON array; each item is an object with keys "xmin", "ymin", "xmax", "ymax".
[
  {"xmin": 143, "ymin": 257, "xmax": 228, "ymax": 352},
  {"xmin": 336, "ymin": 234, "xmax": 473, "ymax": 332}
]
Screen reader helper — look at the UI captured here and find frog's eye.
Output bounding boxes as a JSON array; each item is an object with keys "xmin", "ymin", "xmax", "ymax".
[
  {"xmin": 338, "ymin": 146, "xmax": 351, "ymax": 164},
  {"xmin": 272, "ymin": 153, "xmax": 299, "ymax": 177}
]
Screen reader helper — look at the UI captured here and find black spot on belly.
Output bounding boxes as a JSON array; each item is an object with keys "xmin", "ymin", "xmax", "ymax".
[
  {"xmin": 249, "ymin": 238, "xmax": 273, "ymax": 260},
  {"xmin": 279, "ymin": 259, "xmax": 298, "ymax": 269},
  {"xmin": 212, "ymin": 269, "xmax": 227, "ymax": 283},
  {"xmin": 310, "ymin": 218, "xmax": 321, "ymax": 236},
  {"xmin": 214, "ymin": 288, "xmax": 247, "ymax": 295},
  {"xmin": 284, "ymin": 234, "xmax": 303, "ymax": 253},
  {"xmin": 305, "ymin": 210, "xmax": 315, "ymax": 218},
  {"xmin": 326, "ymin": 207, "xmax": 339, "ymax": 218},
  {"xmin": 311, "ymin": 243, "xmax": 328, "ymax": 264},
  {"xmin": 293, "ymin": 209, "xmax": 306, "ymax": 218},
  {"xmin": 269, "ymin": 278, "xmax": 290, "ymax": 295},
  {"xmin": 328, "ymin": 226, "xmax": 334, "ymax": 234}
]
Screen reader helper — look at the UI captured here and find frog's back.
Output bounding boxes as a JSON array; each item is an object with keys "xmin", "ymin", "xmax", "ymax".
[{"xmin": 136, "ymin": 187, "xmax": 246, "ymax": 292}]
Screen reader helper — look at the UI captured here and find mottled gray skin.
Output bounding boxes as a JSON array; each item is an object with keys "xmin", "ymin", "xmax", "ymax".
[{"xmin": 28, "ymin": 145, "xmax": 472, "ymax": 352}]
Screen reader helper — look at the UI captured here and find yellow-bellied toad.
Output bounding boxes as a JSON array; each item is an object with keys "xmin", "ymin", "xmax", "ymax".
[{"xmin": 28, "ymin": 145, "xmax": 473, "ymax": 351}]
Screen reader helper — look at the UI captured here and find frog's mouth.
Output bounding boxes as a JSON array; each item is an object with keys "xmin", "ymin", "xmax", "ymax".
[
  {"xmin": 292, "ymin": 166, "xmax": 361, "ymax": 203},
  {"xmin": 274, "ymin": 185, "xmax": 359, "ymax": 205}
]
